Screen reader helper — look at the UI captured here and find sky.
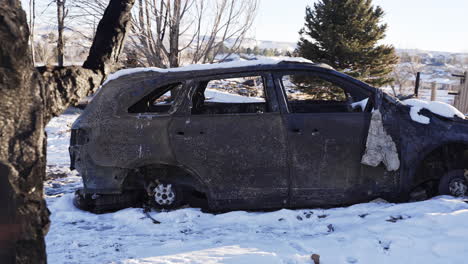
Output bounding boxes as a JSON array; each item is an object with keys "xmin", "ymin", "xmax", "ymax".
[
  {"xmin": 255, "ymin": 0, "xmax": 468, "ymax": 53},
  {"xmin": 23, "ymin": 0, "xmax": 468, "ymax": 53}
]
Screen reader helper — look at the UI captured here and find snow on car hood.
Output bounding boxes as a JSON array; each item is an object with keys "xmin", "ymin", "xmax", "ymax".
[
  {"xmin": 403, "ymin": 99, "xmax": 466, "ymax": 125},
  {"xmin": 103, "ymin": 57, "xmax": 313, "ymax": 85}
]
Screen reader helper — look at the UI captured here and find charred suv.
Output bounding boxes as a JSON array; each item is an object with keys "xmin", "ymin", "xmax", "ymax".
[{"xmin": 70, "ymin": 60, "xmax": 468, "ymax": 213}]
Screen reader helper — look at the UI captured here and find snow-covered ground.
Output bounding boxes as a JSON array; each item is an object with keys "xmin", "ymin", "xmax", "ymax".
[{"xmin": 45, "ymin": 108, "xmax": 468, "ymax": 264}]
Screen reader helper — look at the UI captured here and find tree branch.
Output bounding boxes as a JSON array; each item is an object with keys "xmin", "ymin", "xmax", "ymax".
[{"xmin": 82, "ymin": 0, "xmax": 135, "ymax": 73}]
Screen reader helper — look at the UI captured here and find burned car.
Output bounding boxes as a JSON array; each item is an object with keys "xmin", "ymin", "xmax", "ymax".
[{"xmin": 70, "ymin": 59, "xmax": 468, "ymax": 213}]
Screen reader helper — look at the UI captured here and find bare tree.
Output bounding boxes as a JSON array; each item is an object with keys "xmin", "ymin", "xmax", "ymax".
[
  {"xmin": 0, "ymin": 1, "xmax": 135, "ymax": 263},
  {"xmin": 392, "ymin": 55, "xmax": 423, "ymax": 95},
  {"xmin": 28, "ymin": 0, "xmax": 36, "ymax": 64},
  {"xmin": 191, "ymin": 0, "xmax": 257, "ymax": 64},
  {"xmin": 68, "ymin": 0, "xmax": 108, "ymax": 38},
  {"xmin": 35, "ymin": 37, "xmax": 57, "ymax": 65},
  {"xmin": 66, "ymin": 0, "xmax": 258, "ymax": 68},
  {"xmin": 56, "ymin": 0, "xmax": 68, "ymax": 66},
  {"xmin": 391, "ymin": 63, "xmax": 412, "ymax": 96}
]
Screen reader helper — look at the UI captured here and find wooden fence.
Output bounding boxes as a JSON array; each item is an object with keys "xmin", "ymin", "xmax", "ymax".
[{"xmin": 454, "ymin": 72, "xmax": 468, "ymax": 114}]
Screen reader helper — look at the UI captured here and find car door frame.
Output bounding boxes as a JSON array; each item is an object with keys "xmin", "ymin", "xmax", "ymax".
[
  {"xmin": 271, "ymin": 69, "xmax": 386, "ymax": 207},
  {"xmin": 168, "ymin": 70, "xmax": 291, "ymax": 210}
]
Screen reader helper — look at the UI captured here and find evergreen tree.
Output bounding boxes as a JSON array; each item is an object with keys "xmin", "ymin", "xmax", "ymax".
[{"xmin": 296, "ymin": 0, "xmax": 398, "ymax": 87}]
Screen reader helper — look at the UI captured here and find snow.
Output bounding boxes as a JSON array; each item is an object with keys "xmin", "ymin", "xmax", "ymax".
[
  {"xmin": 45, "ymin": 109, "xmax": 468, "ymax": 264},
  {"xmin": 403, "ymin": 99, "xmax": 466, "ymax": 124},
  {"xmin": 351, "ymin": 98, "xmax": 369, "ymax": 111},
  {"xmin": 46, "ymin": 108, "xmax": 82, "ymax": 167},
  {"xmin": 408, "ymin": 105, "xmax": 431, "ymax": 125},
  {"xmin": 205, "ymin": 89, "xmax": 264, "ymax": 103},
  {"xmin": 103, "ymin": 58, "xmax": 313, "ymax": 85},
  {"xmin": 214, "ymin": 53, "xmax": 244, "ymax": 62}
]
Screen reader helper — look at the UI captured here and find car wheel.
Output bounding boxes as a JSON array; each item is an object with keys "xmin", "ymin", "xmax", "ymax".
[
  {"xmin": 151, "ymin": 182, "xmax": 184, "ymax": 209},
  {"xmin": 438, "ymin": 169, "xmax": 468, "ymax": 197}
]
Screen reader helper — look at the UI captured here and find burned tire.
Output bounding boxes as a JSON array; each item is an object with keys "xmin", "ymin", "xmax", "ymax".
[
  {"xmin": 73, "ymin": 189, "xmax": 93, "ymax": 212},
  {"xmin": 150, "ymin": 182, "xmax": 184, "ymax": 209},
  {"xmin": 438, "ymin": 170, "xmax": 468, "ymax": 197},
  {"xmin": 73, "ymin": 189, "xmax": 143, "ymax": 213}
]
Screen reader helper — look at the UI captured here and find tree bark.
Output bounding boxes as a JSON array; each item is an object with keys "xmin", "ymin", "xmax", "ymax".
[
  {"xmin": 29, "ymin": 0, "xmax": 36, "ymax": 65},
  {"xmin": 83, "ymin": 0, "xmax": 135, "ymax": 74},
  {"xmin": 0, "ymin": 2, "xmax": 49, "ymax": 263},
  {"xmin": 0, "ymin": 0, "xmax": 135, "ymax": 263},
  {"xmin": 56, "ymin": 0, "xmax": 65, "ymax": 66},
  {"xmin": 168, "ymin": 0, "xmax": 181, "ymax": 67}
]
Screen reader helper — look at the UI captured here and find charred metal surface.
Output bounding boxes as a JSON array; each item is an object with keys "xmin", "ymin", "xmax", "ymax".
[{"xmin": 70, "ymin": 62, "xmax": 468, "ymax": 212}]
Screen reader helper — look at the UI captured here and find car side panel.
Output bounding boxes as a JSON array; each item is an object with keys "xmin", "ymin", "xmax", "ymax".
[
  {"xmin": 286, "ymin": 113, "xmax": 380, "ymax": 206},
  {"xmin": 169, "ymin": 113, "xmax": 289, "ymax": 210}
]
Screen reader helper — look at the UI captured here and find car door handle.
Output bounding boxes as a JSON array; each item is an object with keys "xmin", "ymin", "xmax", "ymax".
[
  {"xmin": 176, "ymin": 131, "xmax": 185, "ymax": 136},
  {"xmin": 291, "ymin": 128, "xmax": 301, "ymax": 133}
]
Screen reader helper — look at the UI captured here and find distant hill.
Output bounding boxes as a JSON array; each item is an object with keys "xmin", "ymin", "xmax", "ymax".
[{"xmin": 222, "ymin": 38, "xmax": 297, "ymax": 52}]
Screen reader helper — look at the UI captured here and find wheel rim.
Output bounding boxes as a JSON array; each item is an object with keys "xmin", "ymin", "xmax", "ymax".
[
  {"xmin": 448, "ymin": 179, "xmax": 467, "ymax": 197},
  {"xmin": 153, "ymin": 184, "xmax": 176, "ymax": 205}
]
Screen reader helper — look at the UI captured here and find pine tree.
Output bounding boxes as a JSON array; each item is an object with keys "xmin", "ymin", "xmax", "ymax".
[{"xmin": 296, "ymin": 0, "xmax": 398, "ymax": 87}]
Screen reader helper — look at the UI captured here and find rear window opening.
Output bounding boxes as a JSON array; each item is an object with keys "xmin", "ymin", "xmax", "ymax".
[
  {"xmin": 191, "ymin": 76, "xmax": 270, "ymax": 115},
  {"xmin": 128, "ymin": 82, "xmax": 184, "ymax": 114}
]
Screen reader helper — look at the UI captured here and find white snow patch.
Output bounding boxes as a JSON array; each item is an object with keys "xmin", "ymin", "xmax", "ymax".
[
  {"xmin": 408, "ymin": 106, "xmax": 431, "ymax": 124},
  {"xmin": 103, "ymin": 58, "xmax": 313, "ymax": 85},
  {"xmin": 404, "ymin": 99, "xmax": 466, "ymax": 125},
  {"xmin": 205, "ymin": 89, "xmax": 264, "ymax": 103},
  {"xmin": 351, "ymin": 98, "xmax": 369, "ymax": 111},
  {"xmin": 45, "ymin": 108, "xmax": 81, "ymax": 166},
  {"xmin": 46, "ymin": 193, "xmax": 468, "ymax": 264}
]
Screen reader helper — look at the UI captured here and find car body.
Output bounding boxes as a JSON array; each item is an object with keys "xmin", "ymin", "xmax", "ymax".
[{"xmin": 70, "ymin": 59, "xmax": 468, "ymax": 213}]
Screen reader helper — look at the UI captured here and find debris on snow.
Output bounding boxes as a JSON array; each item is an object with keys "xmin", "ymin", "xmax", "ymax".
[
  {"xmin": 145, "ymin": 213, "xmax": 161, "ymax": 224},
  {"xmin": 403, "ymin": 99, "xmax": 466, "ymax": 125},
  {"xmin": 379, "ymin": 240, "xmax": 391, "ymax": 251},
  {"xmin": 386, "ymin": 215, "xmax": 411, "ymax": 223},
  {"xmin": 311, "ymin": 254, "xmax": 320, "ymax": 264},
  {"xmin": 359, "ymin": 213, "xmax": 369, "ymax": 218}
]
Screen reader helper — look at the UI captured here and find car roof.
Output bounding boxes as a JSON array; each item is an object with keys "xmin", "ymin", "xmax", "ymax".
[
  {"xmin": 103, "ymin": 59, "xmax": 334, "ymax": 85},
  {"xmin": 101, "ymin": 59, "xmax": 378, "ymax": 96}
]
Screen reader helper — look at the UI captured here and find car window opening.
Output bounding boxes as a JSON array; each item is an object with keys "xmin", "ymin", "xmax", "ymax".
[
  {"xmin": 282, "ymin": 74, "xmax": 365, "ymax": 113},
  {"xmin": 128, "ymin": 82, "xmax": 184, "ymax": 114},
  {"xmin": 191, "ymin": 76, "xmax": 270, "ymax": 115}
]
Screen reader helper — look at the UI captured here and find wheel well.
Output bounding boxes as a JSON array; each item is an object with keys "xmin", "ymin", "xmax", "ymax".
[
  {"xmin": 126, "ymin": 164, "xmax": 208, "ymax": 200},
  {"xmin": 413, "ymin": 143, "xmax": 468, "ymax": 191}
]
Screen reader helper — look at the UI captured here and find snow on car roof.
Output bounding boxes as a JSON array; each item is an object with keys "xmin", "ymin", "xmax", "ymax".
[{"xmin": 103, "ymin": 57, "xmax": 314, "ymax": 85}]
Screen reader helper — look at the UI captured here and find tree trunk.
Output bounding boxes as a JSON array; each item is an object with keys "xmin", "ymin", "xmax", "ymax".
[
  {"xmin": 0, "ymin": 2, "xmax": 49, "ymax": 263},
  {"xmin": 169, "ymin": 0, "xmax": 181, "ymax": 67},
  {"xmin": 56, "ymin": 0, "xmax": 65, "ymax": 67},
  {"xmin": 29, "ymin": 0, "xmax": 36, "ymax": 65},
  {"xmin": 0, "ymin": 0, "xmax": 135, "ymax": 263},
  {"xmin": 83, "ymin": 0, "xmax": 135, "ymax": 74}
]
